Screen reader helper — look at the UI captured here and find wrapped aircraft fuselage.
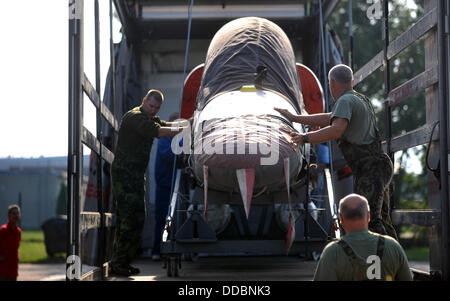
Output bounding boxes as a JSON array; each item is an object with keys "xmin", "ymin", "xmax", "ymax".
[{"xmin": 190, "ymin": 17, "xmax": 307, "ymax": 217}]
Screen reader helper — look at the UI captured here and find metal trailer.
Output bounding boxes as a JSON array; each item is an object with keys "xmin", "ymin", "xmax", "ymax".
[
  {"xmin": 67, "ymin": 0, "xmax": 118, "ymax": 280},
  {"xmin": 347, "ymin": 0, "xmax": 450, "ymax": 280},
  {"xmin": 67, "ymin": 0, "xmax": 450, "ymax": 280},
  {"xmin": 160, "ymin": 165, "xmax": 337, "ymax": 277}
]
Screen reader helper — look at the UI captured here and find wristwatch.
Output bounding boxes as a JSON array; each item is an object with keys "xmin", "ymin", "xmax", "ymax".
[{"xmin": 302, "ymin": 133, "xmax": 309, "ymax": 144}]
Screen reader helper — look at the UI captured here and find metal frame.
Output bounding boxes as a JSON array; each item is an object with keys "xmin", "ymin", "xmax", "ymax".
[
  {"xmin": 67, "ymin": 0, "xmax": 119, "ymax": 281},
  {"xmin": 436, "ymin": 0, "xmax": 449, "ymax": 280},
  {"xmin": 161, "ymin": 168, "xmax": 330, "ymax": 277},
  {"xmin": 351, "ymin": 0, "xmax": 449, "ymax": 280},
  {"xmin": 67, "ymin": 0, "xmax": 450, "ymax": 280}
]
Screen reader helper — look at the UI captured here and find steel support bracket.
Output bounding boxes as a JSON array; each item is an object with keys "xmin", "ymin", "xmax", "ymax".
[
  {"xmin": 175, "ymin": 212, "xmax": 217, "ymax": 242},
  {"xmin": 445, "ymin": 15, "xmax": 449, "ymax": 35}
]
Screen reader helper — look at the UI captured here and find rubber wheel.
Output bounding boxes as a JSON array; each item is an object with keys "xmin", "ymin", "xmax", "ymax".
[
  {"xmin": 166, "ymin": 258, "xmax": 173, "ymax": 277},
  {"xmin": 170, "ymin": 257, "xmax": 179, "ymax": 277},
  {"xmin": 184, "ymin": 253, "xmax": 199, "ymax": 262}
]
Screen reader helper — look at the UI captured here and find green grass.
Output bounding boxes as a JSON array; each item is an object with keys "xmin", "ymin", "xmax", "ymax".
[
  {"xmin": 404, "ymin": 247, "xmax": 429, "ymax": 261},
  {"xmin": 21, "ymin": 230, "xmax": 44, "ymax": 242},
  {"xmin": 19, "ymin": 230, "xmax": 65, "ymax": 263}
]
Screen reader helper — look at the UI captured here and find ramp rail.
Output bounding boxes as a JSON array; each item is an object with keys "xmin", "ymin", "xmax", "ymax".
[
  {"xmin": 350, "ymin": 0, "xmax": 449, "ymax": 280},
  {"xmin": 67, "ymin": 0, "xmax": 118, "ymax": 281}
]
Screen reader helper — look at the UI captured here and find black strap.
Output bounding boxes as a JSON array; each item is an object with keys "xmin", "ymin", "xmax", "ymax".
[
  {"xmin": 338, "ymin": 236, "xmax": 385, "ymax": 260},
  {"xmin": 376, "ymin": 236, "xmax": 385, "ymax": 259},
  {"xmin": 352, "ymin": 90, "xmax": 382, "ymax": 141},
  {"xmin": 338, "ymin": 236, "xmax": 385, "ymax": 280},
  {"xmin": 338, "ymin": 239, "xmax": 358, "ymax": 261},
  {"xmin": 338, "ymin": 239, "xmax": 363, "ymax": 280}
]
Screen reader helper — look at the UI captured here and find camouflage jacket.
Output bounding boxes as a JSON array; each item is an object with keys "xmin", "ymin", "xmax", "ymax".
[{"xmin": 111, "ymin": 105, "xmax": 166, "ymax": 177}]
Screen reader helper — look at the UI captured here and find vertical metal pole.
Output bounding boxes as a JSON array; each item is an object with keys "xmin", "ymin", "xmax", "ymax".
[
  {"xmin": 318, "ymin": 0, "xmax": 329, "ymax": 112},
  {"xmin": 107, "ymin": 0, "xmax": 117, "ymax": 270},
  {"xmin": 67, "ymin": 0, "xmax": 84, "ymax": 281},
  {"xmin": 165, "ymin": 1, "xmax": 194, "ymax": 247},
  {"xmin": 348, "ymin": 0, "xmax": 354, "ymax": 70},
  {"xmin": 109, "ymin": 0, "xmax": 116, "ymax": 121},
  {"xmin": 383, "ymin": 0, "xmax": 392, "ymax": 158},
  {"xmin": 94, "ymin": 0, "xmax": 105, "ymax": 277},
  {"xmin": 437, "ymin": 0, "xmax": 450, "ymax": 281},
  {"xmin": 170, "ymin": 0, "xmax": 194, "ymax": 205},
  {"xmin": 445, "ymin": 0, "xmax": 450, "ymax": 281},
  {"xmin": 304, "ymin": 154, "xmax": 310, "ymax": 256},
  {"xmin": 382, "ymin": 0, "xmax": 396, "ymax": 217},
  {"xmin": 318, "ymin": 0, "xmax": 336, "ymax": 228}
]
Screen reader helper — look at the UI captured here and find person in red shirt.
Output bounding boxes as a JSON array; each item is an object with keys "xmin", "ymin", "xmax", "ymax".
[{"xmin": 0, "ymin": 205, "xmax": 22, "ymax": 281}]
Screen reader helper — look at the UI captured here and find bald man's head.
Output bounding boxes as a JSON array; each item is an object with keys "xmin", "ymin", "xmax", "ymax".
[{"xmin": 339, "ymin": 193, "xmax": 370, "ymax": 221}]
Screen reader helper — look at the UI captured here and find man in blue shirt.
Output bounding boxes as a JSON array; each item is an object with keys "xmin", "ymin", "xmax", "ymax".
[
  {"xmin": 311, "ymin": 143, "xmax": 330, "ymax": 199},
  {"xmin": 152, "ymin": 113, "xmax": 179, "ymax": 260}
]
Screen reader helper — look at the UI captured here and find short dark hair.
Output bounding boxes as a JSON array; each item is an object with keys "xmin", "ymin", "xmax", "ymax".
[
  {"xmin": 339, "ymin": 194, "xmax": 369, "ymax": 220},
  {"xmin": 8, "ymin": 205, "xmax": 20, "ymax": 214},
  {"xmin": 144, "ymin": 89, "xmax": 164, "ymax": 102}
]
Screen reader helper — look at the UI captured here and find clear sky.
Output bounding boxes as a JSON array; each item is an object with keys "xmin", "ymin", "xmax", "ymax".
[{"xmin": 0, "ymin": 0, "xmax": 121, "ymax": 158}]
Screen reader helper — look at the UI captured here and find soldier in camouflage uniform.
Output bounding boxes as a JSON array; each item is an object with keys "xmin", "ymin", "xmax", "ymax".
[
  {"xmin": 275, "ymin": 64, "xmax": 398, "ymax": 240},
  {"xmin": 110, "ymin": 89, "xmax": 186, "ymax": 276},
  {"xmin": 336, "ymin": 91, "xmax": 397, "ymax": 240}
]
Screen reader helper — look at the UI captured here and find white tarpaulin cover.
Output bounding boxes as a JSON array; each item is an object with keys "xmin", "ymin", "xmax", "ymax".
[{"xmin": 196, "ymin": 17, "xmax": 304, "ymax": 113}]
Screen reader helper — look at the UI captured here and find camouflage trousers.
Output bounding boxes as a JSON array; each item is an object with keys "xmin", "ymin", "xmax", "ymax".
[
  {"xmin": 339, "ymin": 140, "xmax": 398, "ymax": 240},
  {"xmin": 110, "ymin": 166, "xmax": 146, "ymax": 266}
]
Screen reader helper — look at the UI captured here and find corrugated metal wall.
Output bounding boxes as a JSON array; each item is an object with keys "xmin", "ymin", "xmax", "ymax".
[{"xmin": 0, "ymin": 172, "xmax": 62, "ymax": 229}]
